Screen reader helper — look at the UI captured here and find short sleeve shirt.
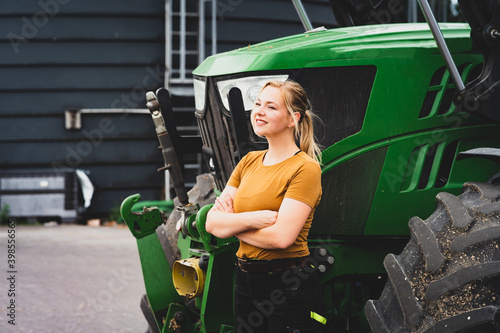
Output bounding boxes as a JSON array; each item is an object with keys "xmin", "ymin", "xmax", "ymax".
[{"xmin": 227, "ymin": 150, "xmax": 322, "ymax": 260}]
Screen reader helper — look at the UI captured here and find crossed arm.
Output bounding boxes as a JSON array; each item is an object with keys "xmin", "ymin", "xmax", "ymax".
[{"xmin": 205, "ymin": 186, "xmax": 312, "ymax": 249}]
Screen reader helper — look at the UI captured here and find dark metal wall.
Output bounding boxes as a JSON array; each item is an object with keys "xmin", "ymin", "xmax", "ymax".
[
  {"xmin": 0, "ymin": 0, "xmax": 334, "ymax": 220},
  {"xmin": 0, "ymin": 0, "xmax": 165, "ymax": 219},
  {"xmin": 215, "ymin": 0, "xmax": 336, "ymax": 53}
]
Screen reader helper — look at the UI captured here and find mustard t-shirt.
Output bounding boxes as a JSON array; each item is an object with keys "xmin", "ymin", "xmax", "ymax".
[{"xmin": 227, "ymin": 150, "xmax": 322, "ymax": 260}]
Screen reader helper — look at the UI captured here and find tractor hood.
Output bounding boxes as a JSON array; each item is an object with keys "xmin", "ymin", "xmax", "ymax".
[{"xmin": 194, "ymin": 23, "xmax": 472, "ymax": 77}]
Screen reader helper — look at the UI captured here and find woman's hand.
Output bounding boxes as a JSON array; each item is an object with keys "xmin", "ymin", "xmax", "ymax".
[
  {"xmin": 213, "ymin": 192, "xmax": 277, "ymax": 229},
  {"xmin": 236, "ymin": 198, "xmax": 312, "ymax": 249},
  {"xmin": 206, "ymin": 185, "xmax": 279, "ymax": 239},
  {"xmin": 212, "ymin": 193, "xmax": 278, "ymax": 229},
  {"xmin": 212, "ymin": 192, "xmax": 234, "ymax": 213}
]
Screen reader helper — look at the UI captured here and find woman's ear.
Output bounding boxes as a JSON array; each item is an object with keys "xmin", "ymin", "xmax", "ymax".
[{"xmin": 291, "ymin": 111, "xmax": 301, "ymax": 126}]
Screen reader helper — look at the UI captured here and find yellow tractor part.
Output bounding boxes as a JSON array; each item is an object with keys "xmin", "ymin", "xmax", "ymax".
[{"xmin": 172, "ymin": 257, "xmax": 206, "ymax": 298}]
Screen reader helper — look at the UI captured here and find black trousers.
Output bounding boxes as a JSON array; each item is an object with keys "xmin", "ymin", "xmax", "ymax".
[{"xmin": 234, "ymin": 260, "xmax": 326, "ymax": 333}]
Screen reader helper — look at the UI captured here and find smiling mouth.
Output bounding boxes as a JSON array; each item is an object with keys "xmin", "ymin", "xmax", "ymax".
[{"xmin": 255, "ymin": 119, "xmax": 267, "ymax": 124}]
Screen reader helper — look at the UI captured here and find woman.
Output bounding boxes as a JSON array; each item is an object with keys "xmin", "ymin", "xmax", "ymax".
[{"xmin": 206, "ymin": 80, "xmax": 325, "ymax": 332}]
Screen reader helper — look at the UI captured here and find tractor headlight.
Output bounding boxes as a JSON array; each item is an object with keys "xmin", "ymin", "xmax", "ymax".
[
  {"xmin": 193, "ymin": 77, "xmax": 207, "ymax": 111},
  {"xmin": 216, "ymin": 75, "xmax": 289, "ymax": 111}
]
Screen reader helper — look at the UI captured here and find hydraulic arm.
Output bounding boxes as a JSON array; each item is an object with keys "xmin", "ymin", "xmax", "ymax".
[{"xmin": 456, "ymin": 0, "xmax": 500, "ymax": 122}]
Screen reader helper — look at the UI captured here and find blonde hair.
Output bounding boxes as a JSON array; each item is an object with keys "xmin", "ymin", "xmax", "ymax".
[{"xmin": 259, "ymin": 80, "xmax": 322, "ymax": 163}]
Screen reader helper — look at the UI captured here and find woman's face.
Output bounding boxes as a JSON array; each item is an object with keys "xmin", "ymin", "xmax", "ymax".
[{"xmin": 251, "ymin": 86, "xmax": 295, "ymax": 138}]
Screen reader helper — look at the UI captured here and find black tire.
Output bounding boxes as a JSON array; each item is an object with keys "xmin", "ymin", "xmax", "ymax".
[{"xmin": 365, "ymin": 182, "xmax": 500, "ymax": 333}]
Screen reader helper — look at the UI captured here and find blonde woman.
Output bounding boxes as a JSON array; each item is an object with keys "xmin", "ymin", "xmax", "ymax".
[{"xmin": 206, "ymin": 80, "xmax": 326, "ymax": 332}]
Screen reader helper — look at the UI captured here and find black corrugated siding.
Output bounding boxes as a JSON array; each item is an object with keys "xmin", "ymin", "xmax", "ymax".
[
  {"xmin": 0, "ymin": 0, "xmax": 166, "ymax": 219},
  {"xmin": 214, "ymin": 0, "xmax": 336, "ymax": 52},
  {"xmin": 0, "ymin": 0, "xmax": 334, "ymax": 220}
]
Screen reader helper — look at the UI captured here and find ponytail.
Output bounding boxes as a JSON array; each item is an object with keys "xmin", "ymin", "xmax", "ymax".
[{"xmin": 296, "ymin": 108, "xmax": 322, "ymax": 164}]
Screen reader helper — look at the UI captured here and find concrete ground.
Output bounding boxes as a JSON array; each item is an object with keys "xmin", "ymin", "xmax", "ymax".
[{"xmin": 0, "ymin": 223, "xmax": 148, "ymax": 333}]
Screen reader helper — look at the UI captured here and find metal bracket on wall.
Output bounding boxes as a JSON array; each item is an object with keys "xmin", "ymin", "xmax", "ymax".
[{"xmin": 64, "ymin": 108, "xmax": 150, "ymax": 130}]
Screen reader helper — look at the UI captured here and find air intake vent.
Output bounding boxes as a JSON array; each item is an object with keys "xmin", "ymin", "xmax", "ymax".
[
  {"xmin": 435, "ymin": 140, "xmax": 459, "ymax": 188},
  {"xmin": 418, "ymin": 63, "xmax": 475, "ymax": 119},
  {"xmin": 400, "ymin": 140, "xmax": 459, "ymax": 192}
]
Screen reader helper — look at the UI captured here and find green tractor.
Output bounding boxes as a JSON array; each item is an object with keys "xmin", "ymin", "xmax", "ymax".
[{"xmin": 120, "ymin": 0, "xmax": 500, "ymax": 332}]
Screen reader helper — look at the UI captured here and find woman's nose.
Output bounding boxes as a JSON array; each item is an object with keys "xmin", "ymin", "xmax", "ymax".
[{"xmin": 253, "ymin": 105, "xmax": 264, "ymax": 115}]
